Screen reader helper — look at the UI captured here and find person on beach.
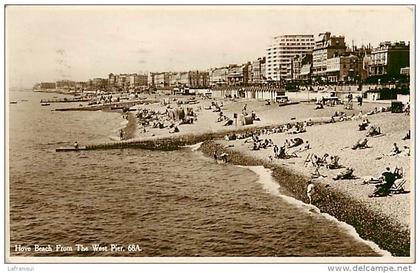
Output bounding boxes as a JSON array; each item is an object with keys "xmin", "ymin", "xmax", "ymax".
[
  {"xmin": 213, "ymin": 151, "xmax": 218, "ymax": 162},
  {"xmin": 333, "ymin": 167, "xmax": 355, "ymax": 180},
  {"xmin": 351, "ymin": 138, "xmax": 368, "ymax": 150},
  {"xmin": 358, "ymin": 119, "xmax": 370, "ymax": 131},
  {"xmin": 401, "ymin": 146, "xmax": 410, "ymax": 156},
  {"xmin": 307, "ymin": 180, "xmax": 315, "ymax": 205},
  {"xmin": 402, "ymin": 130, "xmax": 410, "ymax": 140},
  {"xmin": 119, "ymin": 129, "xmax": 124, "ymax": 140},
  {"xmin": 220, "ymin": 153, "xmax": 228, "ymax": 163},
  {"xmin": 370, "ymin": 167, "xmax": 397, "ymax": 197},
  {"xmin": 297, "ymin": 141, "xmax": 311, "ymax": 153},
  {"xmin": 74, "ymin": 141, "xmax": 79, "ymax": 150},
  {"xmin": 273, "ymin": 145, "xmax": 279, "ymax": 156},
  {"xmin": 366, "ymin": 125, "xmax": 381, "ymax": 137},
  {"xmin": 389, "ymin": 143, "xmax": 401, "ymax": 156}
]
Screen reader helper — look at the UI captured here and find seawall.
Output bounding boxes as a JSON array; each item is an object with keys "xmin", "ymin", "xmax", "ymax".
[{"xmin": 199, "ymin": 141, "xmax": 410, "ymax": 257}]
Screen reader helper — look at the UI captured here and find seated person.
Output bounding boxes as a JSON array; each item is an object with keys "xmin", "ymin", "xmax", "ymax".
[
  {"xmin": 311, "ymin": 165, "xmax": 326, "ymax": 178},
  {"xmin": 253, "ymin": 142, "xmax": 260, "ymax": 151},
  {"xmin": 169, "ymin": 126, "xmax": 180, "ymax": 134},
  {"xmin": 358, "ymin": 119, "xmax": 370, "ymax": 131},
  {"xmin": 297, "ymin": 141, "xmax": 311, "ymax": 152},
  {"xmin": 326, "ymin": 156, "xmax": 341, "ymax": 169},
  {"xmin": 306, "ymin": 119, "xmax": 313, "ymax": 126},
  {"xmin": 370, "ymin": 167, "xmax": 397, "ymax": 197},
  {"xmin": 401, "ymin": 146, "xmax": 410, "ymax": 156},
  {"xmin": 402, "ymin": 130, "xmax": 410, "ymax": 140},
  {"xmin": 315, "ymin": 103, "xmax": 324, "ymax": 110},
  {"xmin": 333, "ymin": 167, "xmax": 355, "ymax": 180},
  {"xmin": 288, "ymin": 138, "xmax": 304, "ymax": 148},
  {"xmin": 366, "ymin": 125, "xmax": 381, "ymax": 137},
  {"xmin": 224, "ymin": 119, "xmax": 233, "ymax": 126},
  {"xmin": 277, "ymin": 145, "xmax": 287, "ymax": 159},
  {"xmin": 352, "ymin": 138, "xmax": 369, "ymax": 150},
  {"xmin": 389, "ymin": 143, "xmax": 401, "ymax": 156},
  {"xmin": 220, "ymin": 153, "xmax": 229, "ymax": 163}
]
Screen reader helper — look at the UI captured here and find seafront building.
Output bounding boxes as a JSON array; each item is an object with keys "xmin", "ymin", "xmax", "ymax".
[
  {"xmin": 312, "ymin": 32, "xmax": 347, "ymax": 79},
  {"xmin": 366, "ymin": 41, "xmax": 410, "ymax": 77},
  {"xmin": 250, "ymin": 57, "xmax": 267, "ymax": 84},
  {"xmin": 32, "ymin": 31, "xmax": 411, "ymax": 96},
  {"xmin": 292, "ymin": 54, "xmax": 313, "ymax": 80},
  {"xmin": 209, "ymin": 67, "xmax": 229, "ymax": 86},
  {"xmin": 151, "ymin": 71, "xmax": 209, "ymax": 89},
  {"xmin": 265, "ymin": 34, "xmax": 315, "ymax": 81},
  {"xmin": 325, "ymin": 54, "xmax": 363, "ymax": 82}
]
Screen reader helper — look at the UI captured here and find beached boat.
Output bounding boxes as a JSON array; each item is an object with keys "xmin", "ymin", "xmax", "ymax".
[
  {"xmin": 41, "ymin": 103, "xmax": 50, "ymax": 106},
  {"xmin": 10, "ymin": 101, "xmax": 18, "ymax": 104}
]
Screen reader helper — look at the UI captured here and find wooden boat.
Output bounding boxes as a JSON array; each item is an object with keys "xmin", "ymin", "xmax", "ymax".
[
  {"xmin": 10, "ymin": 101, "xmax": 18, "ymax": 104},
  {"xmin": 41, "ymin": 103, "xmax": 50, "ymax": 106},
  {"xmin": 56, "ymin": 146, "xmax": 87, "ymax": 152}
]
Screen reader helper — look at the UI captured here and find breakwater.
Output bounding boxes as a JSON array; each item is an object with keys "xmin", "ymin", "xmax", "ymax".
[
  {"xmin": 40, "ymin": 98, "xmax": 91, "ymax": 103},
  {"xmin": 82, "ymin": 117, "xmax": 334, "ymax": 151},
  {"xmin": 54, "ymin": 99, "xmax": 158, "ymax": 111},
  {"xmin": 199, "ymin": 141, "xmax": 410, "ymax": 257}
]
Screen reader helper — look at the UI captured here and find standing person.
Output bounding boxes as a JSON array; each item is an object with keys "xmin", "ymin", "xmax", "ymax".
[
  {"xmin": 213, "ymin": 151, "xmax": 218, "ymax": 162},
  {"xmin": 273, "ymin": 145, "xmax": 279, "ymax": 157},
  {"xmin": 307, "ymin": 180, "xmax": 315, "ymax": 205},
  {"xmin": 74, "ymin": 141, "xmax": 79, "ymax": 150},
  {"xmin": 119, "ymin": 129, "xmax": 124, "ymax": 140}
]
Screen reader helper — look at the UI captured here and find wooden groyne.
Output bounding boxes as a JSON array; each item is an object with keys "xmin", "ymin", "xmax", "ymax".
[
  {"xmin": 40, "ymin": 98, "xmax": 91, "ymax": 103},
  {"xmin": 77, "ymin": 116, "xmax": 333, "ymax": 151},
  {"xmin": 54, "ymin": 99, "xmax": 158, "ymax": 111}
]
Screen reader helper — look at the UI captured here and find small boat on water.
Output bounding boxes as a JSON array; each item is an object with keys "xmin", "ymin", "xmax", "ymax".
[
  {"xmin": 10, "ymin": 101, "xmax": 18, "ymax": 104},
  {"xmin": 41, "ymin": 103, "xmax": 50, "ymax": 106}
]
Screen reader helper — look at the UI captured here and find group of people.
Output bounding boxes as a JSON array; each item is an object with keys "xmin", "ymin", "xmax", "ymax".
[
  {"xmin": 253, "ymin": 138, "xmax": 274, "ymax": 151},
  {"xmin": 135, "ymin": 104, "xmax": 199, "ymax": 135},
  {"xmin": 365, "ymin": 167, "xmax": 405, "ymax": 197},
  {"xmin": 222, "ymin": 119, "xmax": 314, "ymax": 143},
  {"xmin": 304, "ymin": 152, "xmax": 344, "ymax": 178},
  {"xmin": 389, "ymin": 142, "xmax": 410, "ymax": 157},
  {"xmin": 271, "ymin": 138, "xmax": 309, "ymax": 160}
]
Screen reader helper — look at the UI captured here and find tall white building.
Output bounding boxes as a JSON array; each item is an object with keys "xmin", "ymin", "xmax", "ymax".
[{"xmin": 265, "ymin": 34, "xmax": 315, "ymax": 81}]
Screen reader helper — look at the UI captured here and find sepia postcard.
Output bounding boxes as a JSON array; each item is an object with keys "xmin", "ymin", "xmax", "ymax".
[{"xmin": 4, "ymin": 4, "xmax": 415, "ymax": 265}]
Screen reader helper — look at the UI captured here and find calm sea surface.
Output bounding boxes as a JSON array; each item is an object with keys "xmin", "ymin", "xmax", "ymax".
[{"xmin": 9, "ymin": 91, "xmax": 384, "ymax": 257}]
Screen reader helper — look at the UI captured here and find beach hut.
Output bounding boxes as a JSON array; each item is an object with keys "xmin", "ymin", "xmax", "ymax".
[{"xmin": 365, "ymin": 90, "xmax": 381, "ymax": 101}]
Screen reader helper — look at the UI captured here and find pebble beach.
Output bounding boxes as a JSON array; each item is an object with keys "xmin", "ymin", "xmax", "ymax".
[{"xmin": 118, "ymin": 95, "xmax": 412, "ymax": 256}]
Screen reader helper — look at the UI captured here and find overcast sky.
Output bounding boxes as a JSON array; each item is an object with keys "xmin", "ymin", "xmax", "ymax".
[{"xmin": 6, "ymin": 5, "xmax": 414, "ymax": 88}]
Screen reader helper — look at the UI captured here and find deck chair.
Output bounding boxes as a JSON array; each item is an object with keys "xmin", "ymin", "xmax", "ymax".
[
  {"xmin": 304, "ymin": 153, "xmax": 313, "ymax": 167},
  {"xmin": 389, "ymin": 179, "xmax": 407, "ymax": 194}
]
